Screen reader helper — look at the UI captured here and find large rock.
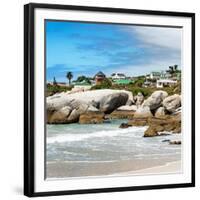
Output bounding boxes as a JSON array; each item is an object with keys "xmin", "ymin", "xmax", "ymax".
[
  {"xmin": 144, "ymin": 114, "xmax": 181, "ymax": 137},
  {"xmin": 155, "ymin": 107, "xmax": 166, "ymax": 118},
  {"xmin": 134, "ymin": 106, "xmax": 153, "ymax": 118},
  {"xmin": 48, "ymin": 106, "xmax": 72, "ymax": 124},
  {"xmin": 47, "ymin": 89, "xmax": 133, "ymax": 124},
  {"xmin": 163, "ymin": 94, "xmax": 181, "ymax": 113},
  {"xmin": 47, "ymin": 89, "xmax": 132, "ymax": 111},
  {"xmin": 99, "ymin": 93, "xmax": 129, "ymax": 114},
  {"xmin": 142, "ymin": 90, "xmax": 168, "ymax": 111},
  {"xmin": 123, "ymin": 111, "xmax": 181, "ymax": 136},
  {"xmin": 79, "ymin": 112, "xmax": 105, "ymax": 124},
  {"xmin": 47, "ymin": 101, "xmax": 89, "ymax": 124}
]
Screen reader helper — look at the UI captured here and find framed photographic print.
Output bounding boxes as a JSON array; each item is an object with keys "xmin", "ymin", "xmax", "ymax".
[{"xmin": 24, "ymin": 3, "xmax": 195, "ymax": 197}]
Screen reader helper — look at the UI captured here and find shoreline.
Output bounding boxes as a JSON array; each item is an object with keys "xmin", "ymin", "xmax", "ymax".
[{"xmin": 111, "ymin": 160, "xmax": 181, "ymax": 176}]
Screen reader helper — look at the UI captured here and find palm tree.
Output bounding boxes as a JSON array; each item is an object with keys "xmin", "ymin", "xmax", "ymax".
[
  {"xmin": 53, "ymin": 76, "xmax": 57, "ymax": 86},
  {"xmin": 174, "ymin": 64, "xmax": 178, "ymax": 71},
  {"xmin": 167, "ymin": 65, "xmax": 179, "ymax": 75},
  {"xmin": 66, "ymin": 72, "xmax": 73, "ymax": 85}
]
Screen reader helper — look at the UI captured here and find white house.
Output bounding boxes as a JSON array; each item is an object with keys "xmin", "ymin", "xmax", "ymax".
[
  {"xmin": 156, "ymin": 79, "xmax": 177, "ymax": 88},
  {"xmin": 111, "ymin": 73, "xmax": 126, "ymax": 80},
  {"xmin": 149, "ymin": 72, "xmax": 161, "ymax": 80},
  {"xmin": 160, "ymin": 71, "xmax": 171, "ymax": 79}
]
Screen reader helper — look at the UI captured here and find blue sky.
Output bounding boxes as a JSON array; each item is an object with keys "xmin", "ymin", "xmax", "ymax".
[{"xmin": 46, "ymin": 20, "xmax": 182, "ymax": 82}]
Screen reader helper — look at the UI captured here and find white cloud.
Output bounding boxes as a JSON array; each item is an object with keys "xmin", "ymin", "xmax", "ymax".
[
  {"xmin": 105, "ymin": 25, "xmax": 182, "ymax": 76},
  {"xmin": 132, "ymin": 26, "xmax": 182, "ymax": 51}
]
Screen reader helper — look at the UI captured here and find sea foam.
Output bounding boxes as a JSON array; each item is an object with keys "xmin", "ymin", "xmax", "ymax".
[{"xmin": 47, "ymin": 126, "xmax": 147, "ymax": 144}]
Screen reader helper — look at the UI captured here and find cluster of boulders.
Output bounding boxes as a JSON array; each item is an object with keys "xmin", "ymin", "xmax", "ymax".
[
  {"xmin": 119, "ymin": 91, "xmax": 182, "ymax": 137},
  {"xmin": 133, "ymin": 91, "xmax": 181, "ymax": 118},
  {"xmin": 47, "ymin": 89, "xmax": 182, "ymax": 137}
]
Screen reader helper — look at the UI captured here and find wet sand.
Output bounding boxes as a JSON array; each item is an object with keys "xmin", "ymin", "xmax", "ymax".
[
  {"xmin": 46, "ymin": 158, "xmax": 181, "ymax": 179},
  {"xmin": 113, "ymin": 161, "xmax": 181, "ymax": 176}
]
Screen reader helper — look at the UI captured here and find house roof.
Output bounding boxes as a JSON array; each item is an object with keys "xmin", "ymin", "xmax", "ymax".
[{"xmin": 95, "ymin": 71, "xmax": 106, "ymax": 77}]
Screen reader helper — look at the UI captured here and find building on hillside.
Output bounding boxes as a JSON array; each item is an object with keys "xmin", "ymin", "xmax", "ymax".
[
  {"xmin": 156, "ymin": 79, "xmax": 177, "ymax": 88},
  {"xmin": 146, "ymin": 71, "xmax": 172, "ymax": 81},
  {"xmin": 160, "ymin": 71, "xmax": 172, "ymax": 79},
  {"xmin": 149, "ymin": 71, "xmax": 161, "ymax": 80},
  {"xmin": 111, "ymin": 73, "xmax": 126, "ymax": 80},
  {"xmin": 94, "ymin": 71, "xmax": 106, "ymax": 85}
]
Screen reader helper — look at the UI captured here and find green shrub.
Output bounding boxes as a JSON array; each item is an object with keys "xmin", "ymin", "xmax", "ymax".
[
  {"xmin": 132, "ymin": 78, "xmax": 145, "ymax": 87},
  {"xmin": 46, "ymin": 84, "xmax": 73, "ymax": 96},
  {"xmin": 127, "ymin": 87, "xmax": 155, "ymax": 98},
  {"xmin": 91, "ymin": 78, "xmax": 112, "ymax": 90},
  {"xmin": 76, "ymin": 76, "xmax": 91, "ymax": 84}
]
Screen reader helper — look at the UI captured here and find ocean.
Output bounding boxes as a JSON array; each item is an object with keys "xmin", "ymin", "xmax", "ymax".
[{"xmin": 46, "ymin": 119, "xmax": 181, "ymax": 178}]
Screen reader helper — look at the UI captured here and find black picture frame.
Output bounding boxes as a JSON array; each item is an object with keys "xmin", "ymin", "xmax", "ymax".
[{"xmin": 24, "ymin": 3, "xmax": 195, "ymax": 197}]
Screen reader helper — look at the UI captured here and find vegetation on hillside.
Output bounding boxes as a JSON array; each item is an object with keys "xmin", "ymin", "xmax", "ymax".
[
  {"xmin": 75, "ymin": 75, "xmax": 91, "ymax": 84},
  {"xmin": 47, "ymin": 67, "xmax": 181, "ymax": 98},
  {"xmin": 91, "ymin": 78, "xmax": 180, "ymax": 98},
  {"xmin": 91, "ymin": 78, "xmax": 112, "ymax": 90},
  {"xmin": 46, "ymin": 84, "xmax": 73, "ymax": 97}
]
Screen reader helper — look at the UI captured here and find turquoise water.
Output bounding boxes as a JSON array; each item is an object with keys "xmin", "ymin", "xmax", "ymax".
[{"xmin": 46, "ymin": 120, "xmax": 181, "ymax": 163}]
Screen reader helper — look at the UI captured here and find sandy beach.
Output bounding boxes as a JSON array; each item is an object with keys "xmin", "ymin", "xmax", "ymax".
[
  {"xmin": 112, "ymin": 160, "xmax": 181, "ymax": 176},
  {"xmin": 46, "ymin": 159, "xmax": 181, "ymax": 179}
]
